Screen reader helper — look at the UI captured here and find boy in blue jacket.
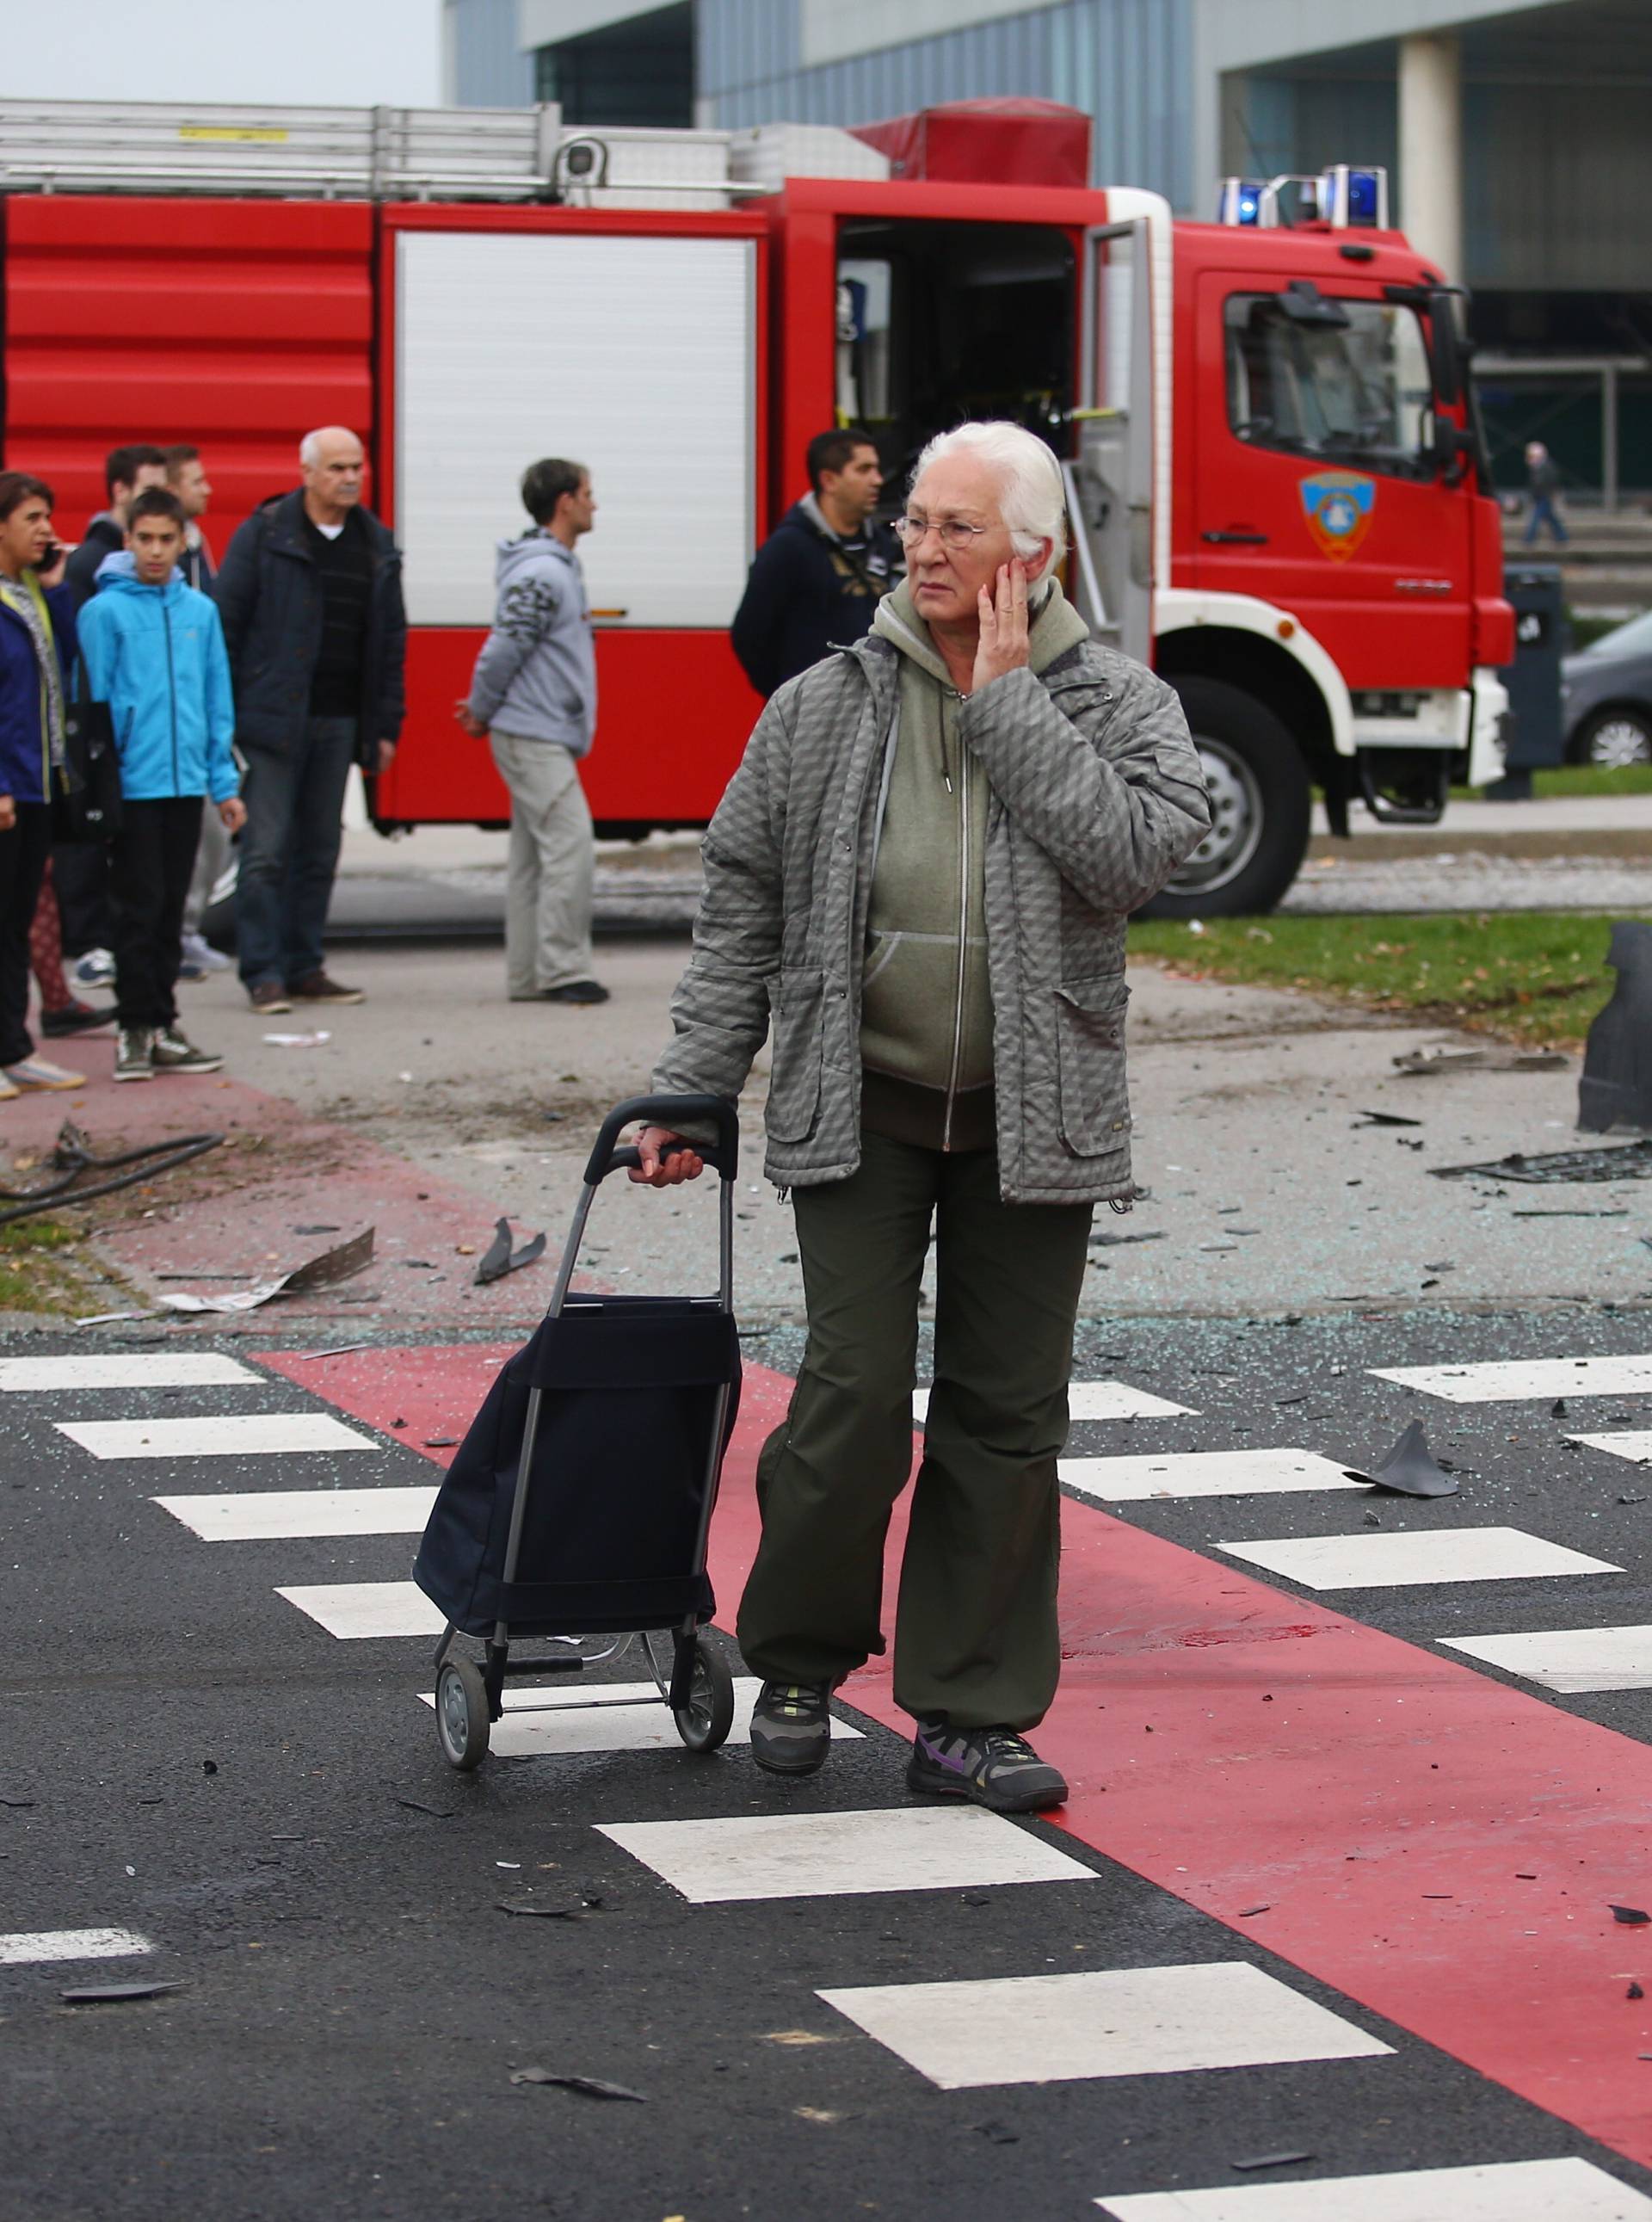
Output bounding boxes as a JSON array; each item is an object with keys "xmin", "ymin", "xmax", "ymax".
[{"xmin": 77, "ymin": 489, "xmax": 245, "ymax": 1083}]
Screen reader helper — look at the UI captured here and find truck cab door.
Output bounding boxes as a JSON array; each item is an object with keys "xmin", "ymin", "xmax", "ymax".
[
  {"xmin": 1067, "ymin": 219, "xmax": 1152, "ymax": 664},
  {"xmin": 1192, "ymin": 274, "xmax": 1471, "ymax": 690}
]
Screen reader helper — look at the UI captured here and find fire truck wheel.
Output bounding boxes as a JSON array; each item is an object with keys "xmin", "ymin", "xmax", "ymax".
[{"xmin": 1139, "ymin": 677, "xmax": 1311, "ymax": 919}]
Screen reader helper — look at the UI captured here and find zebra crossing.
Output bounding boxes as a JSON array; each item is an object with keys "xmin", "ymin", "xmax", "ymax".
[{"xmin": 13, "ymin": 1339, "xmax": 1652, "ymax": 2209}]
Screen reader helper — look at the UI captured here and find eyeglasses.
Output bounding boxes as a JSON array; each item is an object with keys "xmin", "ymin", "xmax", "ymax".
[{"xmin": 891, "ymin": 514, "xmax": 992, "ymax": 549}]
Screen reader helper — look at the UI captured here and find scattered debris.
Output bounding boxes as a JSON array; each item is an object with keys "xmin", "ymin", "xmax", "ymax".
[
  {"xmin": 1343, "ymin": 1420, "xmax": 1459, "ymax": 1499},
  {"xmin": 1353, "ymin": 1110, "xmax": 1421, "ymax": 1128},
  {"xmin": 293, "ymin": 1224, "xmax": 341, "ymax": 1235},
  {"xmin": 202, "ymin": 1760, "xmax": 219, "ymax": 1775},
  {"xmin": 1551, "ymin": 1399, "xmax": 1569, "ymax": 1418},
  {"xmin": 475, "ymin": 1218, "xmax": 548, "ymax": 1286},
  {"xmin": 1089, "ymin": 1229, "xmax": 1166, "ymax": 1249},
  {"xmin": 1393, "ymin": 1046, "xmax": 1567, "ymax": 1076},
  {"xmin": 1630, "ymin": 1983, "xmax": 1645, "ymax": 2000},
  {"xmin": 262, "ymin": 1031, "xmax": 331, "ymax": 1049},
  {"xmin": 509, "ymin": 2069, "xmax": 644, "ymax": 2101},
  {"xmin": 1432, "ymin": 1139, "xmax": 1652, "ymax": 1185},
  {"xmin": 159, "ymin": 1227, "xmax": 374, "ymax": 1313},
  {"xmin": 973, "ymin": 2122, "xmax": 1020, "ymax": 2145},
  {"xmin": 395, "ymin": 1799, "xmax": 456, "ymax": 1818},
  {"xmin": 1237, "ymin": 1904, "xmax": 1272, "ymax": 1917},
  {"xmin": 1612, "ymin": 1905, "xmax": 1651, "ymax": 1925},
  {"xmin": 763, "ymin": 2030, "xmax": 836, "ymax": 2046},
  {"xmin": 1232, "ymin": 2151, "xmax": 1316, "ymax": 2173},
  {"xmin": 0, "ymin": 1118, "xmax": 225, "ymax": 1227},
  {"xmin": 298, "ymin": 1343, "xmax": 373, "ymax": 1361},
  {"xmin": 793, "ymin": 2107, "xmax": 843, "ymax": 2124},
  {"xmin": 0, "ymin": 1796, "xmax": 36, "ymax": 1809},
  {"xmin": 60, "ymin": 1979, "xmax": 186, "ymax": 2005},
  {"xmin": 496, "ymin": 1901, "xmax": 583, "ymax": 1920},
  {"xmin": 1512, "ymin": 1207, "xmax": 1629, "ymax": 1218},
  {"xmin": 422, "ymin": 1436, "xmax": 459, "ymax": 1449}
]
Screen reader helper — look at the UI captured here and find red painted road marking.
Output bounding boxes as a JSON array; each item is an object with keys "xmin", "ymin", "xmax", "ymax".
[{"xmin": 262, "ymin": 1340, "xmax": 1652, "ymax": 2170}]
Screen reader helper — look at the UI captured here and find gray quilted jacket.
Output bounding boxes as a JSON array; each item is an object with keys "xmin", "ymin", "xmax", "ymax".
[{"xmin": 652, "ymin": 627, "xmax": 1211, "ymax": 1204}]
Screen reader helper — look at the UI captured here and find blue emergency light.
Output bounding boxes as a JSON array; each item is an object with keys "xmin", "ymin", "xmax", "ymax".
[
  {"xmin": 1217, "ymin": 176, "xmax": 1263, "ymax": 225},
  {"xmin": 1320, "ymin": 164, "xmax": 1388, "ymax": 228}
]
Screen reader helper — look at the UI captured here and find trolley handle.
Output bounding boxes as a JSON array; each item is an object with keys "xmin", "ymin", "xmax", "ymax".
[{"xmin": 584, "ymin": 1094, "xmax": 739, "ymax": 1186}]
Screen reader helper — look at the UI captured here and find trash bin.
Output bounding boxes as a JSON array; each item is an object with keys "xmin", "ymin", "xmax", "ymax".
[{"xmin": 1484, "ymin": 562, "xmax": 1566, "ymax": 799}]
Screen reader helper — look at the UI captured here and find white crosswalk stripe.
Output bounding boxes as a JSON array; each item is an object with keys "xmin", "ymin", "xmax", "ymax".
[
  {"xmin": 416, "ymin": 1677, "xmax": 866, "ymax": 1756},
  {"xmin": 0, "ymin": 1355, "xmax": 258, "ymax": 1391},
  {"xmin": 1062, "ymin": 1447, "xmax": 1363, "ymax": 1503},
  {"xmin": 1220, "ymin": 1526, "xmax": 1622, "ymax": 1590},
  {"xmin": 277, "ymin": 1581, "xmax": 445, "ymax": 1639},
  {"xmin": 818, "ymin": 1961, "xmax": 1392, "ymax": 2089},
  {"xmin": 597, "ymin": 1805, "xmax": 1099, "ymax": 1902},
  {"xmin": 915, "ymin": 1379, "xmax": 1195, "ymax": 1423},
  {"xmin": 1568, "ymin": 1429, "xmax": 1652, "ymax": 1464},
  {"xmin": 57, "ymin": 1412, "xmax": 380, "ymax": 1460},
  {"xmin": 1439, "ymin": 1623, "xmax": 1652, "ymax": 1692},
  {"xmin": 1372, "ymin": 1355, "xmax": 1652, "ymax": 1403},
  {"xmin": 1094, "ymin": 2157, "xmax": 1652, "ymax": 2220},
  {"xmin": 156, "ymin": 1485, "xmax": 437, "ymax": 1540},
  {"xmin": 0, "ymin": 1928, "xmax": 152, "ymax": 1966}
]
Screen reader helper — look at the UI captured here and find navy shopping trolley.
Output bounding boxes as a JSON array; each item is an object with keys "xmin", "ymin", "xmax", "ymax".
[{"xmin": 413, "ymin": 1094, "xmax": 742, "ymax": 1769}]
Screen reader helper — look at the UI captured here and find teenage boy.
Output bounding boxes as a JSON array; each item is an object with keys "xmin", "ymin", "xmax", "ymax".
[{"xmin": 77, "ymin": 489, "xmax": 245, "ymax": 1083}]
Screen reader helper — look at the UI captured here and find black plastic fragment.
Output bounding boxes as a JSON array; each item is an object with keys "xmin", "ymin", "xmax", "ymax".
[
  {"xmin": 973, "ymin": 2122, "xmax": 1020, "ymax": 2145},
  {"xmin": 1232, "ymin": 2151, "xmax": 1316, "ymax": 2172},
  {"xmin": 1431, "ymin": 1139, "xmax": 1652, "ymax": 1184},
  {"xmin": 1630, "ymin": 1982, "xmax": 1645, "ymax": 1999},
  {"xmin": 509, "ymin": 2068, "xmax": 644, "ymax": 2100},
  {"xmin": 496, "ymin": 1901, "xmax": 583, "ymax": 1920},
  {"xmin": 1343, "ymin": 1419, "xmax": 1459, "ymax": 1499},
  {"xmin": 1612, "ymin": 1905, "xmax": 1651, "ymax": 1925},
  {"xmin": 60, "ymin": 1979, "xmax": 187, "ymax": 2004},
  {"xmin": 475, "ymin": 1218, "xmax": 548, "ymax": 1286},
  {"xmin": 1353, "ymin": 1110, "xmax": 1421, "ymax": 1127},
  {"xmin": 396, "ymin": 1798, "xmax": 456, "ymax": 1818}
]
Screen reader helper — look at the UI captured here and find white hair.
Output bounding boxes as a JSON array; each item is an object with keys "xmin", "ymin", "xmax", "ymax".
[
  {"xmin": 299, "ymin": 427, "xmax": 361, "ymax": 468},
  {"xmin": 909, "ymin": 419, "xmax": 1068, "ymax": 575}
]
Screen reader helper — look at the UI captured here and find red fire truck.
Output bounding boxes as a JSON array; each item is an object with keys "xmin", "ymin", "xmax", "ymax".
[{"xmin": 0, "ymin": 98, "xmax": 1511, "ymax": 916}]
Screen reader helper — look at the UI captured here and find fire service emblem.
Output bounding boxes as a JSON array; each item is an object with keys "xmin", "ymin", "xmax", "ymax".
[{"xmin": 1298, "ymin": 469, "xmax": 1377, "ymax": 561}]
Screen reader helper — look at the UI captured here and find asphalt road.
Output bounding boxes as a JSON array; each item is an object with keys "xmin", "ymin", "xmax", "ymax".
[{"xmin": 7, "ymin": 1311, "xmax": 1652, "ymax": 2219}]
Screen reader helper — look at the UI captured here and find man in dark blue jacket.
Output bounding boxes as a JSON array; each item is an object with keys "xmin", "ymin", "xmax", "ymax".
[
  {"xmin": 214, "ymin": 425, "xmax": 406, "ymax": 1015},
  {"xmin": 730, "ymin": 430, "xmax": 901, "ymax": 698},
  {"xmin": 0, "ymin": 471, "xmax": 84, "ymax": 1096}
]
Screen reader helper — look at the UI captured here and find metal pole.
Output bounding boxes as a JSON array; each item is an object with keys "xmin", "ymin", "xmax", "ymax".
[{"xmin": 1603, "ymin": 361, "xmax": 1619, "ymax": 515}]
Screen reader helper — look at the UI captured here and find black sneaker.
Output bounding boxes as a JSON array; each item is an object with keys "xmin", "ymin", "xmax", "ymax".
[
  {"xmin": 542, "ymin": 979, "xmax": 610, "ymax": 1006},
  {"xmin": 41, "ymin": 998, "xmax": 114, "ymax": 1038},
  {"xmin": 749, "ymin": 1680, "xmax": 835, "ymax": 1777},
  {"xmin": 908, "ymin": 1721, "xmax": 1069, "ymax": 1814}
]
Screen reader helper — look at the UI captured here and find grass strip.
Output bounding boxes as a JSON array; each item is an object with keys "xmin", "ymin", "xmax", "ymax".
[
  {"xmin": 0, "ymin": 1215, "xmax": 88, "ymax": 1312},
  {"xmin": 1127, "ymin": 910, "xmax": 1641, "ymax": 1049}
]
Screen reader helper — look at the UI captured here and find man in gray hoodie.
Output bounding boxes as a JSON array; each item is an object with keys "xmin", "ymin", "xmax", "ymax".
[{"xmin": 459, "ymin": 458, "xmax": 607, "ymax": 1005}]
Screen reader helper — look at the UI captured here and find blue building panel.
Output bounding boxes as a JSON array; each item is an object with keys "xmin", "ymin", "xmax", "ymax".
[{"xmin": 697, "ymin": 0, "xmax": 1194, "ymax": 207}]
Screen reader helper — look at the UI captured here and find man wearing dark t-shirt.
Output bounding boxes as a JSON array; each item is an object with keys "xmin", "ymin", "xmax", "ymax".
[{"xmin": 215, "ymin": 426, "xmax": 406, "ymax": 1015}]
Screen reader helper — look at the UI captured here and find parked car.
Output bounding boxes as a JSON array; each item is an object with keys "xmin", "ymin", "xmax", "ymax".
[{"xmin": 1563, "ymin": 611, "xmax": 1652, "ymax": 765}]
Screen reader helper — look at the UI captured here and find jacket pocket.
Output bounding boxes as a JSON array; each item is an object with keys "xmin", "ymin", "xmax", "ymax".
[
  {"xmin": 1054, "ymin": 974, "xmax": 1131, "ymax": 1157},
  {"xmin": 765, "ymin": 968, "xmax": 825, "ymax": 1143}
]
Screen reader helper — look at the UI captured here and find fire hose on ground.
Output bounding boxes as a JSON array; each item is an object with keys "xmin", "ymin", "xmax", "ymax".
[{"xmin": 0, "ymin": 1121, "xmax": 226, "ymax": 1229}]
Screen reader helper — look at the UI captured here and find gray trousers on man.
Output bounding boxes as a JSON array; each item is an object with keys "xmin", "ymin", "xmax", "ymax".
[{"xmin": 489, "ymin": 729, "xmax": 595, "ymax": 997}]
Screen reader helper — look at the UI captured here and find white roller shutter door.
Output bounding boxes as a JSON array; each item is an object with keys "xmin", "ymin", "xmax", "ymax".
[{"xmin": 395, "ymin": 231, "xmax": 756, "ymax": 628}]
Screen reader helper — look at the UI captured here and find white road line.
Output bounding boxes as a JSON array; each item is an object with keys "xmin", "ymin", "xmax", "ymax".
[
  {"xmin": 0, "ymin": 1355, "xmax": 259, "ymax": 1392},
  {"xmin": 913, "ymin": 1379, "xmax": 1195, "ymax": 1423},
  {"xmin": 1569, "ymin": 1430, "xmax": 1652, "ymax": 1464},
  {"xmin": 1062, "ymin": 1447, "xmax": 1364, "ymax": 1503},
  {"xmin": 156, "ymin": 1486, "xmax": 437, "ymax": 1540},
  {"xmin": 596, "ymin": 1805, "xmax": 1099, "ymax": 1904},
  {"xmin": 1440, "ymin": 1623, "xmax": 1652, "ymax": 1692},
  {"xmin": 1372, "ymin": 1355, "xmax": 1652, "ymax": 1403},
  {"xmin": 57, "ymin": 1412, "xmax": 379, "ymax": 1460},
  {"xmin": 277, "ymin": 1582, "xmax": 445, "ymax": 1639},
  {"xmin": 415, "ymin": 1677, "xmax": 865, "ymax": 1757},
  {"xmin": 1219, "ymin": 1526, "xmax": 1622, "ymax": 1591},
  {"xmin": 818, "ymin": 1960, "xmax": 1391, "ymax": 2090},
  {"xmin": 1094, "ymin": 2157, "xmax": 1652, "ymax": 2220},
  {"xmin": 0, "ymin": 1928, "xmax": 152, "ymax": 1966}
]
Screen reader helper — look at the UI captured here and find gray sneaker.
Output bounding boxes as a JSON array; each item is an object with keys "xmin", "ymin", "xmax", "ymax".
[
  {"xmin": 113, "ymin": 1027, "xmax": 154, "ymax": 1083},
  {"xmin": 908, "ymin": 1721, "xmax": 1069, "ymax": 1814},
  {"xmin": 749, "ymin": 1680, "xmax": 835, "ymax": 1777},
  {"xmin": 152, "ymin": 1027, "xmax": 224, "ymax": 1075}
]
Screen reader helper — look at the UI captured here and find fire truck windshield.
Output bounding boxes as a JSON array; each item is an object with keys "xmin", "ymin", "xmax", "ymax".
[{"xmin": 1225, "ymin": 293, "xmax": 1436, "ymax": 480}]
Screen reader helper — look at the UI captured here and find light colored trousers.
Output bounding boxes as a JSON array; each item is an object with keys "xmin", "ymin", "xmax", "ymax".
[{"xmin": 489, "ymin": 729, "xmax": 595, "ymax": 997}]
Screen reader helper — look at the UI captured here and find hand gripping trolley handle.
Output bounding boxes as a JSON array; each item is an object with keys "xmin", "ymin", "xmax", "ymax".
[{"xmin": 414, "ymin": 1094, "xmax": 742, "ymax": 1771}]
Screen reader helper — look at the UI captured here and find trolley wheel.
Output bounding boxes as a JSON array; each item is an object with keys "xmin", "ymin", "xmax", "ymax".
[
  {"xmin": 435, "ymin": 1657, "xmax": 490, "ymax": 1771},
  {"xmin": 674, "ymin": 1636, "xmax": 735, "ymax": 1754}
]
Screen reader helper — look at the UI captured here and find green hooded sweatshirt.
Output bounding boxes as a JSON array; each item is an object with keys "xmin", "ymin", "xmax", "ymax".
[{"xmin": 860, "ymin": 575, "xmax": 1090, "ymax": 1151}]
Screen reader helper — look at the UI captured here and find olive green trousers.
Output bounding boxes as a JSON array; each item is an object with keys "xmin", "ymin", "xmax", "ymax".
[{"xmin": 736, "ymin": 1132, "xmax": 1093, "ymax": 1730}]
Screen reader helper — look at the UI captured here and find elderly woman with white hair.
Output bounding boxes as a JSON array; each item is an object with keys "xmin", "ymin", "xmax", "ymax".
[{"xmin": 632, "ymin": 419, "xmax": 1211, "ymax": 1812}]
